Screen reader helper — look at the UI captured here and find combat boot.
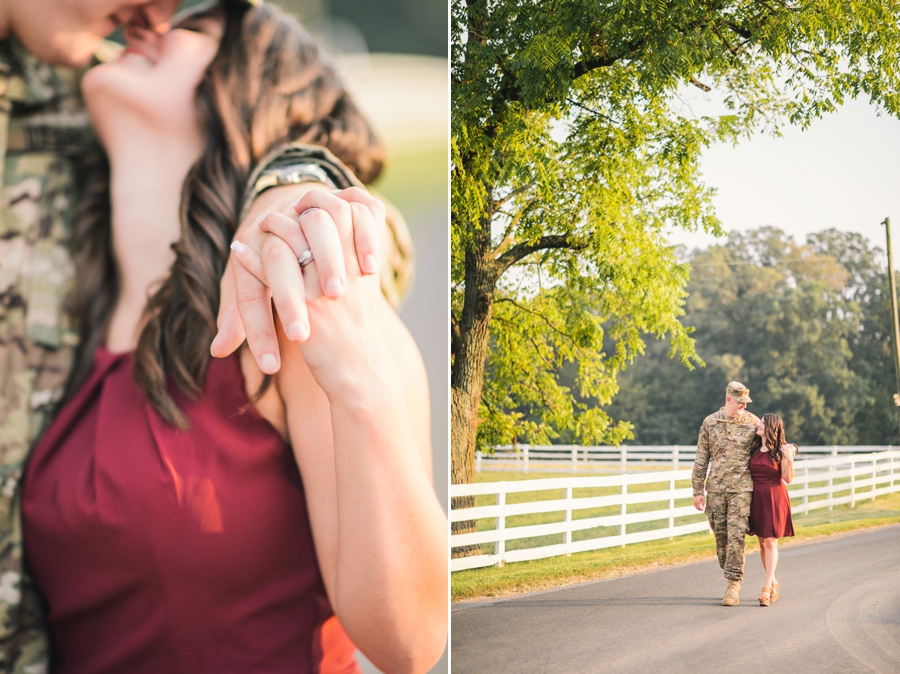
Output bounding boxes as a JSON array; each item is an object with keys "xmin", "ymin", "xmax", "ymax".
[{"xmin": 722, "ymin": 581, "xmax": 740, "ymax": 606}]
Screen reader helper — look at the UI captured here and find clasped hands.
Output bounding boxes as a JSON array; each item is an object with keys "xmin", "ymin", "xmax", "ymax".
[{"xmin": 211, "ymin": 185, "xmax": 388, "ymax": 379}]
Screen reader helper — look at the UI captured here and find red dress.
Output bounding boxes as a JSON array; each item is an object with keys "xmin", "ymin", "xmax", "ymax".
[
  {"xmin": 22, "ymin": 347, "xmax": 359, "ymax": 674},
  {"xmin": 748, "ymin": 450, "xmax": 795, "ymax": 539}
]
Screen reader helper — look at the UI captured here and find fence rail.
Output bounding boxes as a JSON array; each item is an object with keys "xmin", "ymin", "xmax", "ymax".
[
  {"xmin": 451, "ymin": 448, "xmax": 900, "ymax": 572},
  {"xmin": 476, "ymin": 445, "xmax": 894, "ymax": 473}
]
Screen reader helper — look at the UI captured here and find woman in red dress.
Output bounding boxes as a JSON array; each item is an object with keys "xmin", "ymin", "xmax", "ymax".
[
  {"xmin": 21, "ymin": 3, "xmax": 447, "ymax": 672},
  {"xmin": 748, "ymin": 413, "xmax": 797, "ymax": 607}
]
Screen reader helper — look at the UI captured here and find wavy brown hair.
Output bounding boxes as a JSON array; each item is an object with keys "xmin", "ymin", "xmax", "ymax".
[
  {"xmin": 68, "ymin": 1, "xmax": 384, "ymax": 428},
  {"xmin": 751, "ymin": 413, "xmax": 788, "ymax": 466}
]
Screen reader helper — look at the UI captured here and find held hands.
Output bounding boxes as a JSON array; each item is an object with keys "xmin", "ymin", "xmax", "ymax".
[{"xmin": 215, "ymin": 185, "xmax": 389, "ymax": 384}]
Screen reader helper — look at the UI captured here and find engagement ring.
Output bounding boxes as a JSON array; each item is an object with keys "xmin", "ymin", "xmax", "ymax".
[{"xmin": 298, "ymin": 249, "xmax": 315, "ymax": 268}]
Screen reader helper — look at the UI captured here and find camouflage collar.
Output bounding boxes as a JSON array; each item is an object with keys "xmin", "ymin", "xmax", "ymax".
[
  {"xmin": 0, "ymin": 37, "xmax": 78, "ymax": 105},
  {"xmin": 716, "ymin": 407, "xmax": 751, "ymax": 424}
]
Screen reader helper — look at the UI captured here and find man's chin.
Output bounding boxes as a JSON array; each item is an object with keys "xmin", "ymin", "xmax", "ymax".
[{"xmin": 37, "ymin": 35, "xmax": 104, "ymax": 68}]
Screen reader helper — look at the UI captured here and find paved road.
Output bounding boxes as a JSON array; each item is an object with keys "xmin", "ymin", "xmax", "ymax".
[{"xmin": 452, "ymin": 525, "xmax": 900, "ymax": 673}]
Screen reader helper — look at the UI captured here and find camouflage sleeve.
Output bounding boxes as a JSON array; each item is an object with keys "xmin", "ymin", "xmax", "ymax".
[{"xmin": 692, "ymin": 421, "xmax": 711, "ymax": 496}]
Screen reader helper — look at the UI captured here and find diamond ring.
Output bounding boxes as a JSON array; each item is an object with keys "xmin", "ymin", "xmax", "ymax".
[{"xmin": 298, "ymin": 249, "xmax": 315, "ymax": 268}]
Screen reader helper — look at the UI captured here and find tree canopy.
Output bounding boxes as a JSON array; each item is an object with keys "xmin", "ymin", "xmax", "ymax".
[
  {"xmin": 451, "ymin": 0, "xmax": 900, "ymax": 493},
  {"xmin": 606, "ymin": 227, "xmax": 900, "ymax": 446}
]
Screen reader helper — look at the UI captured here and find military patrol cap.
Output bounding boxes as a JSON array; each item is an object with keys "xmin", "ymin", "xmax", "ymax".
[{"xmin": 726, "ymin": 381, "xmax": 752, "ymax": 403}]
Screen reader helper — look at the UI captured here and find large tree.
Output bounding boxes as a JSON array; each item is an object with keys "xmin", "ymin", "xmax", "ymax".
[{"xmin": 451, "ymin": 0, "xmax": 900, "ymax": 523}]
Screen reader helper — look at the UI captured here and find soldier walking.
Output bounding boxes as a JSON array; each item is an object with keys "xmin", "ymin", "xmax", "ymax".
[{"xmin": 692, "ymin": 382, "xmax": 760, "ymax": 606}]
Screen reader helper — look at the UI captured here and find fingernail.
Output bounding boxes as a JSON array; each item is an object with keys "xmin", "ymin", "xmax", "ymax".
[
  {"xmin": 292, "ymin": 199, "xmax": 301, "ymax": 208},
  {"xmin": 256, "ymin": 214, "xmax": 265, "ymax": 224},
  {"xmin": 362, "ymin": 254, "xmax": 377, "ymax": 274},
  {"xmin": 325, "ymin": 278, "xmax": 344, "ymax": 297},
  {"xmin": 260, "ymin": 353, "xmax": 277, "ymax": 372},
  {"xmin": 331, "ymin": 189, "xmax": 342, "ymax": 194},
  {"xmin": 286, "ymin": 321, "xmax": 309, "ymax": 341},
  {"xmin": 230, "ymin": 241, "xmax": 246, "ymax": 255}
]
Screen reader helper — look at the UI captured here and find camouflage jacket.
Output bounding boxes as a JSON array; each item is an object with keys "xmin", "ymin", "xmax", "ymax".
[
  {"xmin": 692, "ymin": 408, "xmax": 761, "ymax": 496},
  {"xmin": 0, "ymin": 37, "xmax": 415, "ymax": 674},
  {"xmin": 0, "ymin": 37, "xmax": 88, "ymax": 674}
]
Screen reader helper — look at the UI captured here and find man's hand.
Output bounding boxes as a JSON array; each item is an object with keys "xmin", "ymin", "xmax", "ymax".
[
  {"xmin": 210, "ymin": 185, "xmax": 385, "ymax": 373},
  {"xmin": 693, "ymin": 494, "xmax": 706, "ymax": 511}
]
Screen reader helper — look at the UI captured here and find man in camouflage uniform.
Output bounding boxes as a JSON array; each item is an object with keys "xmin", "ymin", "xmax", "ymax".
[
  {"xmin": 1, "ymin": 2, "xmax": 180, "ymax": 670},
  {"xmin": 0, "ymin": 2, "xmax": 413, "ymax": 670},
  {"xmin": 692, "ymin": 381, "xmax": 760, "ymax": 607}
]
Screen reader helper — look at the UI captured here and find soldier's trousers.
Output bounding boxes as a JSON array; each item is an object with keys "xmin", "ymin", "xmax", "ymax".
[{"xmin": 706, "ymin": 491, "xmax": 751, "ymax": 582}]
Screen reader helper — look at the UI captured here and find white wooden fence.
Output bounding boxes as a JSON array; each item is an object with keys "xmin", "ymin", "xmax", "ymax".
[
  {"xmin": 476, "ymin": 444, "xmax": 893, "ymax": 473},
  {"xmin": 451, "ymin": 448, "xmax": 900, "ymax": 572}
]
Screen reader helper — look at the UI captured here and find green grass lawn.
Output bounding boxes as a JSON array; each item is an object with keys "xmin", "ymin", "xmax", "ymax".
[{"xmin": 452, "ymin": 476, "xmax": 900, "ymax": 601}]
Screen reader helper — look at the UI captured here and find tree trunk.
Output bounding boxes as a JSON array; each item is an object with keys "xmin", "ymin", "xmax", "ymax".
[{"xmin": 451, "ymin": 225, "xmax": 497, "ymax": 558}]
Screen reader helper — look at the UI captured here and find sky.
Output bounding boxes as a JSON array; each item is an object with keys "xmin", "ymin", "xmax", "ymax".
[{"xmin": 664, "ymin": 97, "xmax": 900, "ymax": 265}]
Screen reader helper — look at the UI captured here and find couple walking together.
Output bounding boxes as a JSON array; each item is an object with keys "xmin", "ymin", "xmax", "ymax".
[{"xmin": 692, "ymin": 382, "xmax": 797, "ymax": 608}]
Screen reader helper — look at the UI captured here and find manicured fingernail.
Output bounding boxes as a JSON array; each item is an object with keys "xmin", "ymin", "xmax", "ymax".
[
  {"xmin": 292, "ymin": 199, "xmax": 301, "ymax": 208},
  {"xmin": 331, "ymin": 189, "xmax": 342, "ymax": 194},
  {"xmin": 286, "ymin": 321, "xmax": 309, "ymax": 341},
  {"xmin": 256, "ymin": 214, "xmax": 265, "ymax": 224},
  {"xmin": 362, "ymin": 254, "xmax": 377, "ymax": 274},
  {"xmin": 259, "ymin": 353, "xmax": 277, "ymax": 372},
  {"xmin": 325, "ymin": 278, "xmax": 344, "ymax": 297},
  {"xmin": 230, "ymin": 241, "xmax": 246, "ymax": 255}
]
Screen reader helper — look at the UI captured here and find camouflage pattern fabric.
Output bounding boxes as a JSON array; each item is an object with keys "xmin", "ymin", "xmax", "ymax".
[
  {"xmin": 0, "ymin": 36, "xmax": 91, "ymax": 674},
  {"xmin": 706, "ymin": 491, "xmax": 751, "ymax": 582},
  {"xmin": 692, "ymin": 408, "xmax": 760, "ymax": 496}
]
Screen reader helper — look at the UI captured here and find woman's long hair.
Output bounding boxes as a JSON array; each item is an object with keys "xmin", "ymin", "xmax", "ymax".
[
  {"xmin": 68, "ymin": 2, "xmax": 384, "ymax": 428},
  {"xmin": 751, "ymin": 413, "xmax": 787, "ymax": 466}
]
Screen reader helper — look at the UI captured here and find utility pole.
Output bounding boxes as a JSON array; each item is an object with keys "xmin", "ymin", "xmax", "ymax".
[{"xmin": 881, "ymin": 219, "xmax": 900, "ymax": 441}]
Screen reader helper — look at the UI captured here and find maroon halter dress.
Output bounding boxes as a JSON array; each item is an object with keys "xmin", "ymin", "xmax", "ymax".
[
  {"xmin": 22, "ymin": 347, "xmax": 359, "ymax": 674},
  {"xmin": 748, "ymin": 449, "xmax": 795, "ymax": 539}
]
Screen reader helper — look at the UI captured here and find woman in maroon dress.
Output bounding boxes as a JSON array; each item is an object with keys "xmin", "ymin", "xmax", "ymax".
[
  {"xmin": 749, "ymin": 413, "xmax": 797, "ymax": 607},
  {"xmin": 21, "ymin": 3, "xmax": 447, "ymax": 672}
]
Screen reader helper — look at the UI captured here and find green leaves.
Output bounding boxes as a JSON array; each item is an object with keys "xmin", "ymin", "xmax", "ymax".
[
  {"xmin": 607, "ymin": 228, "xmax": 898, "ymax": 446},
  {"xmin": 452, "ymin": 0, "xmax": 900, "ymax": 474}
]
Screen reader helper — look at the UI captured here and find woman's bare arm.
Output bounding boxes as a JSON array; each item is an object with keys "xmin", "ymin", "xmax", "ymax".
[
  {"xmin": 781, "ymin": 445, "xmax": 795, "ymax": 484},
  {"xmin": 273, "ymin": 306, "xmax": 446, "ymax": 674},
  {"xmin": 232, "ymin": 196, "xmax": 446, "ymax": 673}
]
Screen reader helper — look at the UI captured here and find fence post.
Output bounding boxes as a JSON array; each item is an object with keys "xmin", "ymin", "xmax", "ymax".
[
  {"xmin": 828, "ymin": 447, "xmax": 837, "ymax": 510},
  {"xmin": 669, "ymin": 449, "xmax": 678, "ymax": 537},
  {"xmin": 620, "ymin": 475, "xmax": 628, "ymax": 547},
  {"xmin": 565, "ymin": 486, "xmax": 573, "ymax": 555},
  {"xmin": 802, "ymin": 465, "xmax": 809, "ymax": 515},
  {"xmin": 476, "ymin": 450, "xmax": 482, "ymax": 474},
  {"xmin": 850, "ymin": 459, "xmax": 856, "ymax": 509},
  {"xmin": 891, "ymin": 449, "xmax": 896, "ymax": 490},
  {"xmin": 495, "ymin": 491, "xmax": 506, "ymax": 567},
  {"xmin": 523, "ymin": 445, "xmax": 529, "ymax": 475},
  {"xmin": 872, "ymin": 456, "xmax": 878, "ymax": 502}
]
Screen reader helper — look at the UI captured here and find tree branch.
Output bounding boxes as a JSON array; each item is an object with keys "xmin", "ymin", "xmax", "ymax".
[
  {"xmin": 496, "ymin": 234, "xmax": 587, "ymax": 273},
  {"xmin": 689, "ymin": 77, "xmax": 711, "ymax": 92}
]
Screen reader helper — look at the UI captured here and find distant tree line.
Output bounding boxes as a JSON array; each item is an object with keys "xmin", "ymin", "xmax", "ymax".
[{"xmin": 604, "ymin": 227, "xmax": 900, "ymax": 446}]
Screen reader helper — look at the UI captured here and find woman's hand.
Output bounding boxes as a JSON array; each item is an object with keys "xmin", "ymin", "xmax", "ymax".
[
  {"xmin": 228, "ymin": 185, "xmax": 388, "ymax": 384},
  {"xmin": 220, "ymin": 184, "xmax": 385, "ymax": 374}
]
